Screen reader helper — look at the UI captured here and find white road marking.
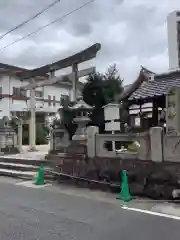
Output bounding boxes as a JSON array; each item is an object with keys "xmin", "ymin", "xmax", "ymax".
[
  {"xmin": 121, "ymin": 205, "xmax": 180, "ymax": 220},
  {"xmin": 16, "ymin": 181, "xmax": 51, "ymax": 188}
]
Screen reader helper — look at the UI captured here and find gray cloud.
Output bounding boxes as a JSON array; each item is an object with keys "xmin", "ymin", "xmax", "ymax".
[{"xmin": 0, "ymin": 0, "xmax": 179, "ymax": 83}]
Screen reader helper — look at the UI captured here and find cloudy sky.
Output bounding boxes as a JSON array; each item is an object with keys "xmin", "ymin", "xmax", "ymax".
[{"xmin": 0, "ymin": 0, "xmax": 179, "ymax": 84}]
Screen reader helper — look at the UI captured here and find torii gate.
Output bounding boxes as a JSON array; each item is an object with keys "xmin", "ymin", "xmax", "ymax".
[
  {"xmin": 19, "ymin": 43, "xmax": 101, "ymax": 151},
  {"xmin": 18, "ymin": 43, "xmax": 101, "ymax": 101}
]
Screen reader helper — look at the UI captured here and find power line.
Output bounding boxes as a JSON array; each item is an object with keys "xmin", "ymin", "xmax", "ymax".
[
  {"xmin": 0, "ymin": 0, "xmax": 62, "ymax": 41},
  {"xmin": 0, "ymin": 0, "xmax": 95, "ymax": 52}
]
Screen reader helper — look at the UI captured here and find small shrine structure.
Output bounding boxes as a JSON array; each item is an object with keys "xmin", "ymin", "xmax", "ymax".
[{"xmin": 118, "ymin": 67, "xmax": 180, "ymax": 132}]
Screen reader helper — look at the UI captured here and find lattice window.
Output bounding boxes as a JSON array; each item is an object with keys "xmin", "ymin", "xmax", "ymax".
[
  {"xmin": 35, "ymin": 90, "xmax": 43, "ymax": 98},
  {"xmin": 12, "ymin": 87, "xmax": 26, "ymax": 97}
]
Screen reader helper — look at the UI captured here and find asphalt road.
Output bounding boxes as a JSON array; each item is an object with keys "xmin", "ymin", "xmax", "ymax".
[{"xmin": 0, "ymin": 179, "xmax": 179, "ymax": 239}]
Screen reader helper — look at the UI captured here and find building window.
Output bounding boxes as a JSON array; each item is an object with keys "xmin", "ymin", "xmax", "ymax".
[
  {"xmin": 35, "ymin": 90, "xmax": 43, "ymax": 98},
  {"xmin": 53, "ymin": 96, "xmax": 56, "ymax": 106},
  {"xmin": 177, "ymin": 12, "xmax": 180, "ymax": 17},
  {"xmin": 61, "ymin": 94, "xmax": 69, "ymax": 100},
  {"xmin": 13, "ymin": 87, "xmax": 26, "ymax": 97},
  {"xmin": 12, "ymin": 87, "xmax": 18, "ymax": 96},
  {"xmin": 48, "ymin": 95, "xmax": 51, "ymax": 106},
  {"xmin": 60, "ymin": 94, "xmax": 69, "ymax": 105}
]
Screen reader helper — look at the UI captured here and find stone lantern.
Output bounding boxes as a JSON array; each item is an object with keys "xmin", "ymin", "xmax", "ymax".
[{"xmin": 69, "ymin": 96, "xmax": 93, "ymax": 145}]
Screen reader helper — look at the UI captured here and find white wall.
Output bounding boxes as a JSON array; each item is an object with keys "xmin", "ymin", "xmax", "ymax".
[
  {"xmin": 0, "ymin": 73, "xmax": 71, "ymax": 118},
  {"xmin": 0, "ymin": 75, "xmax": 10, "ymax": 117},
  {"xmin": 42, "ymin": 84, "xmax": 70, "ymax": 112},
  {"xmin": 9, "ymin": 76, "xmax": 31, "ymax": 114}
]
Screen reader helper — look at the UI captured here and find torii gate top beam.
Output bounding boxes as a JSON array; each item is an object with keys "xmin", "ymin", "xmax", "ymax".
[
  {"xmin": 22, "ymin": 67, "xmax": 95, "ymax": 90},
  {"xmin": 17, "ymin": 43, "xmax": 101, "ymax": 80}
]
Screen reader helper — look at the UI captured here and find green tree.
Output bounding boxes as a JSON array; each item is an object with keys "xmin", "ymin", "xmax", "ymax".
[
  {"xmin": 83, "ymin": 64, "xmax": 123, "ymax": 106},
  {"xmin": 83, "ymin": 72, "xmax": 105, "ymax": 108},
  {"xmin": 55, "ymin": 64, "xmax": 123, "ymax": 136},
  {"xmin": 103, "ymin": 64, "xmax": 123, "ymax": 103},
  {"xmin": 82, "ymin": 64, "xmax": 123, "ymax": 132}
]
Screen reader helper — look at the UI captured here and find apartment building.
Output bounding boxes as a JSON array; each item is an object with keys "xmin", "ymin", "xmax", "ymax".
[{"xmin": 0, "ymin": 63, "xmax": 82, "ymax": 120}]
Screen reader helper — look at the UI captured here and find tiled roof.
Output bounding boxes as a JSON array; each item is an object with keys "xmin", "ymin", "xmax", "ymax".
[
  {"xmin": 128, "ymin": 71, "xmax": 180, "ymax": 100},
  {"xmin": 0, "ymin": 63, "xmax": 86, "ymax": 89},
  {"xmin": 0, "ymin": 62, "xmax": 74, "ymax": 87},
  {"xmin": 0, "ymin": 62, "xmax": 48, "ymax": 79},
  {"xmin": 0, "ymin": 63, "xmax": 26, "ymax": 72}
]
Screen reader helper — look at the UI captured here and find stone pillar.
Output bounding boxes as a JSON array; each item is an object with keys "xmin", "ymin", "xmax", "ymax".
[
  {"xmin": 72, "ymin": 63, "xmax": 78, "ymax": 102},
  {"xmin": 49, "ymin": 128, "xmax": 54, "ymax": 151},
  {"xmin": 17, "ymin": 119, "xmax": 23, "ymax": 153},
  {"xmin": 87, "ymin": 126, "xmax": 99, "ymax": 158},
  {"xmin": 112, "ymin": 131, "xmax": 116, "ymax": 152},
  {"xmin": 29, "ymin": 86, "xmax": 37, "ymax": 151},
  {"xmin": 150, "ymin": 127, "xmax": 163, "ymax": 162},
  {"xmin": 166, "ymin": 87, "xmax": 180, "ymax": 134}
]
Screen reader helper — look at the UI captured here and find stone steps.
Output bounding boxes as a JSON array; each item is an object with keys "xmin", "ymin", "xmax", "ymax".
[
  {"xmin": 0, "ymin": 168, "xmax": 36, "ymax": 180},
  {"xmin": 0, "ymin": 157, "xmax": 51, "ymax": 180},
  {"xmin": 0, "ymin": 157, "xmax": 48, "ymax": 166},
  {"xmin": 0, "ymin": 162, "xmax": 38, "ymax": 172}
]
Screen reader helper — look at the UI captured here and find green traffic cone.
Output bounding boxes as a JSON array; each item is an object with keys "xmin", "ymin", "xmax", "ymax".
[
  {"xmin": 34, "ymin": 166, "xmax": 44, "ymax": 185},
  {"xmin": 117, "ymin": 170, "xmax": 132, "ymax": 202}
]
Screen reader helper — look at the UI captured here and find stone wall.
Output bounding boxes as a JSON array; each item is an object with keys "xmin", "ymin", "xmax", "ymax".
[
  {"xmin": 164, "ymin": 134, "xmax": 180, "ymax": 162},
  {"xmin": 49, "ymin": 126, "xmax": 180, "ymax": 199},
  {"xmin": 87, "ymin": 126, "xmax": 180, "ymax": 163},
  {"xmin": 90, "ymin": 129, "xmax": 151, "ymax": 160},
  {"xmin": 52, "ymin": 153, "xmax": 180, "ymax": 199}
]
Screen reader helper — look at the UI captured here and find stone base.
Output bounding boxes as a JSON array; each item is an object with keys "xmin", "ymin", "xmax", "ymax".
[
  {"xmin": 66, "ymin": 142, "xmax": 87, "ymax": 155},
  {"xmin": 46, "ymin": 142, "xmax": 86, "ymax": 160}
]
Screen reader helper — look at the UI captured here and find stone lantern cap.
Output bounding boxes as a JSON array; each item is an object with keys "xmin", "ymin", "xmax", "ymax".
[{"xmin": 69, "ymin": 96, "xmax": 94, "ymax": 111}]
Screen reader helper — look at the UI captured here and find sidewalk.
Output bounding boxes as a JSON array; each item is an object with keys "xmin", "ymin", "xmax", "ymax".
[
  {"xmin": 121, "ymin": 198, "xmax": 180, "ymax": 218},
  {"xmin": 151, "ymin": 202, "xmax": 180, "ymax": 217},
  {"xmin": 1, "ymin": 145, "xmax": 50, "ymax": 160}
]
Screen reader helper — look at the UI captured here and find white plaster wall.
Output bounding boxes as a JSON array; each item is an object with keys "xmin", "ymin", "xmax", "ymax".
[
  {"xmin": 0, "ymin": 75, "xmax": 11, "ymax": 118},
  {"xmin": 0, "ymin": 74, "xmax": 72, "ymax": 118}
]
